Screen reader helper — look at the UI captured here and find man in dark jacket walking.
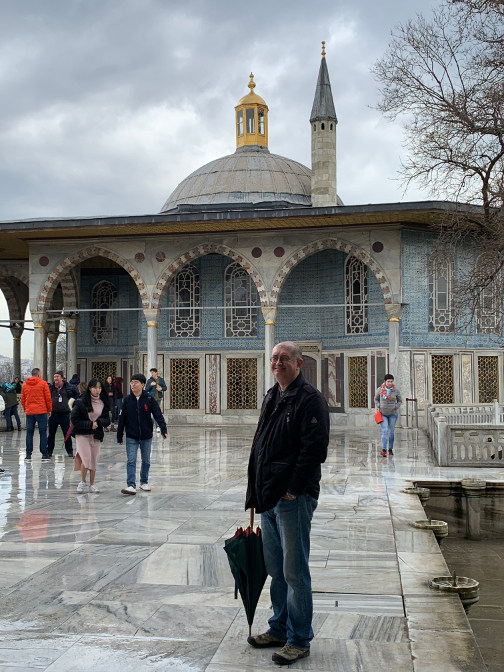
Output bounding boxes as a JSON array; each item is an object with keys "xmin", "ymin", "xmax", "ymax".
[
  {"xmin": 117, "ymin": 373, "xmax": 167, "ymax": 495},
  {"xmin": 47, "ymin": 371, "xmax": 78, "ymax": 457},
  {"xmin": 246, "ymin": 341, "xmax": 329, "ymax": 666}
]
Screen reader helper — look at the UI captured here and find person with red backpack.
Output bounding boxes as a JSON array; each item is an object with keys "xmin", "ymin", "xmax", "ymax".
[{"xmin": 117, "ymin": 373, "xmax": 167, "ymax": 495}]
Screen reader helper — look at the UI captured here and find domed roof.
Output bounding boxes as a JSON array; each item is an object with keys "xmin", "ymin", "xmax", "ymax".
[{"xmin": 160, "ymin": 146, "xmax": 313, "ymax": 212}]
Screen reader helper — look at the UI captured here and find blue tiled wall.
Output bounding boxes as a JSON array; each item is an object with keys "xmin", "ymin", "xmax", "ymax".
[
  {"xmin": 144, "ymin": 255, "xmax": 265, "ymax": 351},
  {"xmin": 77, "ymin": 274, "xmax": 139, "ymax": 356},
  {"xmin": 401, "ymin": 230, "xmax": 499, "ymax": 348},
  {"xmin": 275, "ymin": 249, "xmax": 389, "ymax": 348}
]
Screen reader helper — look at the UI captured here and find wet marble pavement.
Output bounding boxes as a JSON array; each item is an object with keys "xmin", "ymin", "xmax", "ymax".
[{"xmin": 0, "ymin": 426, "xmax": 490, "ymax": 671}]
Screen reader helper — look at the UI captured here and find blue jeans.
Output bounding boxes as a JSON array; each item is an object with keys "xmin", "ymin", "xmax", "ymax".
[
  {"xmin": 125, "ymin": 437, "xmax": 152, "ymax": 487},
  {"xmin": 4, "ymin": 408, "xmax": 12, "ymax": 431},
  {"xmin": 26, "ymin": 414, "xmax": 49, "ymax": 458},
  {"xmin": 261, "ymin": 494, "xmax": 318, "ymax": 650},
  {"xmin": 381, "ymin": 413, "xmax": 398, "ymax": 451},
  {"xmin": 10, "ymin": 405, "xmax": 21, "ymax": 429}
]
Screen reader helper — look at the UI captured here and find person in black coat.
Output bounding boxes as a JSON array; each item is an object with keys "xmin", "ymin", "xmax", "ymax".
[
  {"xmin": 246, "ymin": 341, "xmax": 329, "ymax": 666},
  {"xmin": 71, "ymin": 378, "xmax": 110, "ymax": 493},
  {"xmin": 47, "ymin": 371, "xmax": 78, "ymax": 457},
  {"xmin": 104, "ymin": 375, "xmax": 118, "ymax": 431},
  {"xmin": 117, "ymin": 373, "xmax": 167, "ymax": 495}
]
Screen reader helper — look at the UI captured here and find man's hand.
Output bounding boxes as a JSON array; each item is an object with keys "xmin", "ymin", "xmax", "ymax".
[
  {"xmin": 162, "ymin": 433, "xmax": 168, "ymax": 439},
  {"xmin": 48, "ymin": 412, "xmax": 51, "ymax": 418},
  {"xmin": 92, "ymin": 421, "xmax": 98, "ymax": 430},
  {"xmin": 150, "ymin": 381, "xmax": 156, "ymax": 387},
  {"xmin": 118, "ymin": 441, "xmax": 123, "ymax": 445},
  {"xmin": 282, "ymin": 492, "xmax": 297, "ymax": 500}
]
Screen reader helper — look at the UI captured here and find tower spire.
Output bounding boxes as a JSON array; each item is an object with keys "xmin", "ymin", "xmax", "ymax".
[{"xmin": 310, "ymin": 46, "xmax": 338, "ymax": 207}]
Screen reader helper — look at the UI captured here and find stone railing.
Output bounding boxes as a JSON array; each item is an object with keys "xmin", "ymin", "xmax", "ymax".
[{"xmin": 427, "ymin": 403, "xmax": 504, "ymax": 466}]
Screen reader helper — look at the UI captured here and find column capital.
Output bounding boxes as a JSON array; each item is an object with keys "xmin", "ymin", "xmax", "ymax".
[
  {"xmin": 385, "ymin": 304, "xmax": 402, "ymax": 322},
  {"xmin": 47, "ymin": 331, "xmax": 59, "ymax": 345},
  {"xmin": 10, "ymin": 327, "xmax": 23, "ymax": 339},
  {"xmin": 261, "ymin": 307, "xmax": 277, "ymax": 325},
  {"xmin": 65, "ymin": 316, "xmax": 79, "ymax": 332},
  {"xmin": 31, "ymin": 311, "xmax": 47, "ymax": 329},
  {"xmin": 143, "ymin": 309, "xmax": 161, "ymax": 327}
]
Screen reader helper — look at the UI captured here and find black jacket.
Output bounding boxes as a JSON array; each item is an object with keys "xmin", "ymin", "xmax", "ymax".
[
  {"xmin": 70, "ymin": 398, "xmax": 110, "ymax": 442},
  {"xmin": 104, "ymin": 381, "xmax": 118, "ymax": 405},
  {"xmin": 245, "ymin": 373, "xmax": 330, "ymax": 514},
  {"xmin": 117, "ymin": 390, "xmax": 167, "ymax": 442},
  {"xmin": 48, "ymin": 382, "xmax": 78, "ymax": 413}
]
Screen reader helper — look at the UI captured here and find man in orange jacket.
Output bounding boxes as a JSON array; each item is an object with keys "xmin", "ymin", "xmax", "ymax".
[{"xmin": 20, "ymin": 368, "xmax": 52, "ymax": 462}]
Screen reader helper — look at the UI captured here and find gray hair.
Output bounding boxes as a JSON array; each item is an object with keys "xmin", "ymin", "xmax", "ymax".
[
  {"xmin": 274, "ymin": 341, "xmax": 303, "ymax": 360},
  {"xmin": 31, "ymin": 367, "xmax": 40, "ymax": 377}
]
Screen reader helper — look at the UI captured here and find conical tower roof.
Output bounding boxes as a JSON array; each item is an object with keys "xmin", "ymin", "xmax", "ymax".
[{"xmin": 310, "ymin": 46, "xmax": 337, "ymax": 123}]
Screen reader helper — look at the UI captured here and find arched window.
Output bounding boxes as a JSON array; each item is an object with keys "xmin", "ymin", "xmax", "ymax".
[
  {"xmin": 428, "ymin": 253, "xmax": 454, "ymax": 332},
  {"xmin": 476, "ymin": 253, "xmax": 501, "ymax": 334},
  {"xmin": 168, "ymin": 264, "xmax": 200, "ymax": 338},
  {"xmin": 92, "ymin": 280, "xmax": 117, "ymax": 345},
  {"xmin": 321, "ymin": 123, "xmax": 325, "ymax": 130},
  {"xmin": 224, "ymin": 262, "xmax": 258, "ymax": 337},
  {"xmin": 345, "ymin": 256, "xmax": 368, "ymax": 334}
]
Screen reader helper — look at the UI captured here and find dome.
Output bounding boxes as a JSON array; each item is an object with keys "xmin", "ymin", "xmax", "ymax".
[{"xmin": 160, "ymin": 146, "xmax": 313, "ymax": 212}]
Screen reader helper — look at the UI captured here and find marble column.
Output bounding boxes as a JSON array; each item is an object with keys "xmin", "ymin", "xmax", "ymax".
[
  {"xmin": 262, "ymin": 307, "xmax": 277, "ymax": 393},
  {"xmin": 143, "ymin": 309, "xmax": 161, "ymax": 372},
  {"xmin": 65, "ymin": 317, "xmax": 79, "ymax": 380},
  {"xmin": 47, "ymin": 331, "xmax": 58, "ymax": 381},
  {"xmin": 385, "ymin": 304, "xmax": 402, "ymax": 380},
  {"xmin": 10, "ymin": 326, "xmax": 23, "ymax": 377},
  {"xmin": 462, "ymin": 478, "xmax": 486, "ymax": 541},
  {"xmin": 32, "ymin": 311, "xmax": 48, "ymax": 379}
]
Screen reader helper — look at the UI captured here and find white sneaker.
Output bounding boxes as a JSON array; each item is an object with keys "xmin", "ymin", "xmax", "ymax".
[
  {"xmin": 139, "ymin": 483, "xmax": 151, "ymax": 491},
  {"xmin": 77, "ymin": 481, "xmax": 87, "ymax": 493},
  {"xmin": 90, "ymin": 485, "xmax": 100, "ymax": 493},
  {"xmin": 156, "ymin": 427, "xmax": 161, "ymax": 433},
  {"xmin": 121, "ymin": 485, "xmax": 136, "ymax": 495}
]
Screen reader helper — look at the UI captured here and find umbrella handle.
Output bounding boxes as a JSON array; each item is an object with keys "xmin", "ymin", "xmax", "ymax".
[{"xmin": 250, "ymin": 507, "xmax": 254, "ymax": 530}]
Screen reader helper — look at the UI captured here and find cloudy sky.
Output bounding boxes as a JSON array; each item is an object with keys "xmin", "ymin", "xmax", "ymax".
[{"xmin": 0, "ymin": 0, "xmax": 436, "ymax": 361}]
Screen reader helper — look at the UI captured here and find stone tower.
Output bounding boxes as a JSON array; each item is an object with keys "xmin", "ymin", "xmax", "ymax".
[{"xmin": 310, "ymin": 42, "xmax": 338, "ymax": 207}]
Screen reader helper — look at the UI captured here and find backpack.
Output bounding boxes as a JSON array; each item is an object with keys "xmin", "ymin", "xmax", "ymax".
[{"xmin": 1, "ymin": 382, "xmax": 15, "ymax": 393}]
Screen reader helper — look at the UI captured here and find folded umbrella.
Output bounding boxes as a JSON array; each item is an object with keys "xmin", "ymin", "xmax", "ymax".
[{"xmin": 224, "ymin": 508, "xmax": 268, "ymax": 636}]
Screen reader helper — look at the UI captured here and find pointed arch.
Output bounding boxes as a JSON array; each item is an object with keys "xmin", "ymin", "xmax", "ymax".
[
  {"xmin": 36, "ymin": 246, "xmax": 149, "ymax": 311},
  {"xmin": 151, "ymin": 243, "xmax": 267, "ymax": 310},
  {"xmin": 0, "ymin": 265, "xmax": 29, "ymax": 322},
  {"xmin": 270, "ymin": 238, "xmax": 393, "ymax": 305}
]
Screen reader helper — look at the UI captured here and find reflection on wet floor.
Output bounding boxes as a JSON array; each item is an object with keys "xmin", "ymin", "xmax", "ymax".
[{"xmin": 0, "ymin": 426, "xmax": 491, "ymax": 671}]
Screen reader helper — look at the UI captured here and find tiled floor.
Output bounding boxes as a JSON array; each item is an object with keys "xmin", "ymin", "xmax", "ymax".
[{"xmin": 0, "ymin": 426, "xmax": 489, "ymax": 671}]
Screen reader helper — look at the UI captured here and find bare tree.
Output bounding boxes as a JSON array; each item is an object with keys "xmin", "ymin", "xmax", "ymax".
[
  {"xmin": 373, "ymin": 0, "xmax": 504, "ymax": 328},
  {"xmin": 56, "ymin": 334, "xmax": 67, "ymax": 375},
  {"xmin": 0, "ymin": 361, "xmax": 13, "ymax": 383}
]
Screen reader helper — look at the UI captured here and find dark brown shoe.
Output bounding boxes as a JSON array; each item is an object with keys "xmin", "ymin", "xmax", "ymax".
[
  {"xmin": 247, "ymin": 632, "xmax": 287, "ymax": 648},
  {"xmin": 272, "ymin": 644, "xmax": 310, "ymax": 665}
]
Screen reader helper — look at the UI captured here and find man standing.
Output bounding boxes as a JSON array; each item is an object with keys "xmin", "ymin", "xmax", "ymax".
[
  {"xmin": 117, "ymin": 373, "xmax": 167, "ymax": 495},
  {"xmin": 146, "ymin": 368, "xmax": 167, "ymax": 433},
  {"xmin": 47, "ymin": 371, "xmax": 78, "ymax": 458},
  {"xmin": 375, "ymin": 373, "xmax": 402, "ymax": 457},
  {"xmin": 246, "ymin": 341, "xmax": 329, "ymax": 666},
  {"xmin": 20, "ymin": 368, "xmax": 52, "ymax": 462}
]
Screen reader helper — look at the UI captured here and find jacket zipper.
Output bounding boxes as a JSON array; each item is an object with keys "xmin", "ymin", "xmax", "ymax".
[{"xmin": 137, "ymin": 396, "xmax": 141, "ymax": 440}]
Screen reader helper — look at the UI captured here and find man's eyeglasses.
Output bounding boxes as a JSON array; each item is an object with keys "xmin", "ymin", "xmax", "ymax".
[{"xmin": 270, "ymin": 356, "xmax": 294, "ymax": 363}]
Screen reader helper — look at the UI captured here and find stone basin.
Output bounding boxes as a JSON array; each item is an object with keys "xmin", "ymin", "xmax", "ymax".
[
  {"xmin": 412, "ymin": 519, "xmax": 449, "ymax": 543},
  {"xmin": 429, "ymin": 575, "xmax": 480, "ymax": 613},
  {"xmin": 402, "ymin": 486, "xmax": 431, "ymax": 505}
]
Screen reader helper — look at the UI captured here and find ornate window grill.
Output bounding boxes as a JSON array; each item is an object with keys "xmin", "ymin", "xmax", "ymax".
[
  {"xmin": 428, "ymin": 254, "xmax": 454, "ymax": 332},
  {"xmin": 224, "ymin": 262, "xmax": 258, "ymax": 337},
  {"xmin": 478, "ymin": 356, "xmax": 499, "ymax": 403},
  {"xmin": 345, "ymin": 257, "xmax": 368, "ymax": 335},
  {"xmin": 92, "ymin": 280, "xmax": 117, "ymax": 345},
  {"xmin": 431, "ymin": 355, "xmax": 454, "ymax": 404},
  {"xmin": 168, "ymin": 264, "xmax": 200, "ymax": 338},
  {"xmin": 476, "ymin": 254, "xmax": 501, "ymax": 334},
  {"xmin": 91, "ymin": 362, "xmax": 117, "ymax": 381},
  {"xmin": 227, "ymin": 358, "xmax": 258, "ymax": 409},
  {"xmin": 348, "ymin": 356, "xmax": 368, "ymax": 408},
  {"xmin": 170, "ymin": 358, "xmax": 200, "ymax": 409}
]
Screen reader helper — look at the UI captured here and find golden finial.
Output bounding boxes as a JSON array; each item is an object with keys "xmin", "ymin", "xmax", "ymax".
[
  {"xmin": 248, "ymin": 72, "xmax": 256, "ymax": 91},
  {"xmin": 321, "ymin": 41, "xmax": 326, "ymax": 57}
]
